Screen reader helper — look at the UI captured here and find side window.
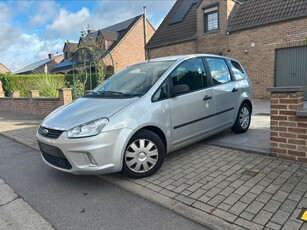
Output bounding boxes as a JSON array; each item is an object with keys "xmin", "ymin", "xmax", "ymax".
[
  {"xmin": 227, "ymin": 60, "xmax": 246, "ymax": 81},
  {"xmin": 152, "ymin": 80, "xmax": 169, "ymax": 102},
  {"xmin": 171, "ymin": 59, "xmax": 207, "ymax": 92},
  {"xmin": 206, "ymin": 58, "xmax": 231, "ymax": 85}
]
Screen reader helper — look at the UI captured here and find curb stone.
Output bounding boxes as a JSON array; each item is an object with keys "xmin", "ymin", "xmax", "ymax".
[{"xmin": 0, "ymin": 178, "xmax": 53, "ymax": 230}]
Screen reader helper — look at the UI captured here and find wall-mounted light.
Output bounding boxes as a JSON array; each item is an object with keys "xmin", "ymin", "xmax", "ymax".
[{"xmin": 244, "ymin": 50, "xmax": 248, "ymax": 54}]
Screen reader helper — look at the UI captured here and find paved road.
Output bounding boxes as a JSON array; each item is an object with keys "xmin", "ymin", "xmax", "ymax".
[{"xmin": 0, "ymin": 135, "xmax": 208, "ymax": 230}]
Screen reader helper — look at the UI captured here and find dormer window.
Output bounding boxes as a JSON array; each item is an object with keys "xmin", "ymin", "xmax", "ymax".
[{"xmin": 204, "ymin": 5, "xmax": 219, "ymax": 33}]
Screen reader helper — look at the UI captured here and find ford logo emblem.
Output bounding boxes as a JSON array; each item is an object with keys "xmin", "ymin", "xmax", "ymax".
[{"xmin": 42, "ymin": 128, "xmax": 49, "ymax": 135}]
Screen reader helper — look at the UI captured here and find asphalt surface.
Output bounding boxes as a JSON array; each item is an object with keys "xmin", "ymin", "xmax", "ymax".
[{"xmin": 0, "ymin": 135, "xmax": 209, "ymax": 230}]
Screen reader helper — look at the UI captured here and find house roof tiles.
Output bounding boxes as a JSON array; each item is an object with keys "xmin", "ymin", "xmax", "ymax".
[
  {"xmin": 228, "ymin": 0, "xmax": 307, "ymax": 32},
  {"xmin": 146, "ymin": 0, "xmax": 199, "ymax": 49},
  {"xmin": 85, "ymin": 15, "xmax": 143, "ymax": 52},
  {"xmin": 14, "ymin": 55, "xmax": 63, "ymax": 74},
  {"xmin": 65, "ymin": 42, "xmax": 78, "ymax": 52}
]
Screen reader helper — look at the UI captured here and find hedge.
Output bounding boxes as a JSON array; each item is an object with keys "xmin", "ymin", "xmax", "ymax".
[
  {"xmin": 0, "ymin": 72, "xmax": 113, "ymax": 98},
  {"xmin": 0, "ymin": 74, "xmax": 65, "ymax": 97}
]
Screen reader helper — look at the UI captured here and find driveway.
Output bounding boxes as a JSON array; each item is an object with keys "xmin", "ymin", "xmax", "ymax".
[{"xmin": 206, "ymin": 100, "xmax": 270, "ymax": 154}]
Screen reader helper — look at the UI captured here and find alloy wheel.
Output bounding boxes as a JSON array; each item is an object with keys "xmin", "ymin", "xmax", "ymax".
[{"xmin": 239, "ymin": 107, "xmax": 250, "ymax": 129}]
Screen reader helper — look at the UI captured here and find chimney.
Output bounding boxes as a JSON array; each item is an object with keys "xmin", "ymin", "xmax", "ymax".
[{"xmin": 48, "ymin": 53, "xmax": 55, "ymax": 59}]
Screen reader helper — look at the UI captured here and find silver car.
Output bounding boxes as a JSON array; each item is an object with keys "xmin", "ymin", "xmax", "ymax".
[{"xmin": 37, "ymin": 54, "xmax": 252, "ymax": 178}]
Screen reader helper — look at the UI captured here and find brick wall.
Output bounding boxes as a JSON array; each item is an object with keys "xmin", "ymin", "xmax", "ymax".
[
  {"xmin": 268, "ymin": 87, "xmax": 307, "ymax": 162},
  {"xmin": 0, "ymin": 89, "xmax": 72, "ymax": 117},
  {"xmin": 149, "ymin": 40, "xmax": 197, "ymax": 59},
  {"xmin": 107, "ymin": 16, "xmax": 155, "ymax": 72},
  {"xmin": 0, "ymin": 64, "xmax": 11, "ymax": 74}
]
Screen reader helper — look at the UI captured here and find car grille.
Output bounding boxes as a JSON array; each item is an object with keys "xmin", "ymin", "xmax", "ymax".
[
  {"xmin": 38, "ymin": 142, "xmax": 72, "ymax": 170},
  {"xmin": 38, "ymin": 126, "xmax": 64, "ymax": 139}
]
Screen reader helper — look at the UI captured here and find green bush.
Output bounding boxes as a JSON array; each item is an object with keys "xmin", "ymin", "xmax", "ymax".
[{"xmin": 0, "ymin": 74, "xmax": 65, "ymax": 97}]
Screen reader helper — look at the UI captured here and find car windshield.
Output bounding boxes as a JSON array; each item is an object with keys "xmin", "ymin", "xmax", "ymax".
[{"xmin": 91, "ymin": 61, "xmax": 174, "ymax": 97}]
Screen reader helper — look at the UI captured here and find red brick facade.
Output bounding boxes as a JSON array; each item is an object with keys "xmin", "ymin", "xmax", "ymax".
[
  {"xmin": 0, "ymin": 89, "xmax": 72, "ymax": 117},
  {"xmin": 0, "ymin": 63, "xmax": 11, "ymax": 74},
  {"xmin": 105, "ymin": 18, "xmax": 155, "ymax": 72},
  {"xmin": 268, "ymin": 87, "xmax": 307, "ymax": 161},
  {"xmin": 148, "ymin": 0, "xmax": 307, "ymax": 99}
]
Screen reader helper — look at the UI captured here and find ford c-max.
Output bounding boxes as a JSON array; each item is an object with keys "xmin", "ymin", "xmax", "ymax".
[{"xmin": 37, "ymin": 54, "xmax": 253, "ymax": 178}]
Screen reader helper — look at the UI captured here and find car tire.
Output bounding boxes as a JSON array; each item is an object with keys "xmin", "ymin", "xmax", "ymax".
[
  {"xmin": 122, "ymin": 130, "xmax": 165, "ymax": 178},
  {"xmin": 231, "ymin": 103, "xmax": 251, "ymax": 134}
]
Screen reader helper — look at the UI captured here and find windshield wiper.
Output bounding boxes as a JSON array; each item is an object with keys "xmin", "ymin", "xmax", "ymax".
[
  {"xmin": 97, "ymin": 91, "xmax": 124, "ymax": 95},
  {"xmin": 84, "ymin": 90, "xmax": 141, "ymax": 98}
]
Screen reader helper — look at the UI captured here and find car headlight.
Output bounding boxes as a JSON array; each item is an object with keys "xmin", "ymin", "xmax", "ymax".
[{"xmin": 67, "ymin": 118, "xmax": 109, "ymax": 138}]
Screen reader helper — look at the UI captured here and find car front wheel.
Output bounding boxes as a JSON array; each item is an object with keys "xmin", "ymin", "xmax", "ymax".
[
  {"xmin": 231, "ymin": 103, "xmax": 251, "ymax": 133},
  {"xmin": 122, "ymin": 130, "xmax": 165, "ymax": 178}
]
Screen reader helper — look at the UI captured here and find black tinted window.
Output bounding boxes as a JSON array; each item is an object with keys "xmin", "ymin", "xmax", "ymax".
[
  {"xmin": 171, "ymin": 59, "xmax": 207, "ymax": 92},
  {"xmin": 207, "ymin": 58, "xmax": 231, "ymax": 85},
  {"xmin": 227, "ymin": 60, "xmax": 246, "ymax": 81}
]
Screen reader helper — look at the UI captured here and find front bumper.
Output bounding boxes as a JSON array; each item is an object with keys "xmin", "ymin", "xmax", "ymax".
[{"xmin": 37, "ymin": 128, "xmax": 132, "ymax": 175}]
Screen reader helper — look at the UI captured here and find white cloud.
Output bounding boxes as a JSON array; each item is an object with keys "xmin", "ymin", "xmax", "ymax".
[
  {"xmin": 0, "ymin": 24, "xmax": 23, "ymax": 53},
  {"xmin": 47, "ymin": 7, "xmax": 90, "ymax": 38},
  {"xmin": 29, "ymin": 1, "xmax": 59, "ymax": 26},
  {"xmin": 91, "ymin": 1, "xmax": 175, "ymax": 30},
  {"xmin": 0, "ymin": 2, "xmax": 12, "ymax": 23},
  {"xmin": 2, "ymin": 33, "xmax": 64, "ymax": 72},
  {"xmin": 0, "ymin": 0, "xmax": 176, "ymax": 72}
]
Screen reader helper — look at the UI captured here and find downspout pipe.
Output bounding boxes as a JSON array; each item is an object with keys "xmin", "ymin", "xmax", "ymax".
[{"xmin": 143, "ymin": 6, "xmax": 148, "ymax": 59}]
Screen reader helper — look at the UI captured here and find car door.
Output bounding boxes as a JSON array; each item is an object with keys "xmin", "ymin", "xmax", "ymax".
[
  {"xmin": 168, "ymin": 58, "xmax": 216, "ymax": 147},
  {"xmin": 204, "ymin": 57, "xmax": 239, "ymax": 129}
]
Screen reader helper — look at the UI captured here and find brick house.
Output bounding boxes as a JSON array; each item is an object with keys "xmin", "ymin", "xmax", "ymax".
[
  {"xmin": 53, "ymin": 14, "xmax": 155, "ymax": 74},
  {"xmin": 15, "ymin": 54, "xmax": 64, "ymax": 75},
  {"xmin": 0, "ymin": 63, "xmax": 11, "ymax": 74},
  {"xmin": 146, "ymin": 0, "xmax": 307, "ymax": 99}
]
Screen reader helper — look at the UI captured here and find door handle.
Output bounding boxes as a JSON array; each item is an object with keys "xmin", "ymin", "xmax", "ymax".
[
  {"xmin": 203, "ymin": 95, "xmax": 212, "ymax": 101},
  {"xmin": 232, "ymin": 88, "xmax": 238, "ymax": 92}
]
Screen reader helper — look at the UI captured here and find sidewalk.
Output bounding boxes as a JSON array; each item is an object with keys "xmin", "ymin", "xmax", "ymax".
[{"xmin": 0, "ymin": 103, "xmax": 307, "ymax": 230}]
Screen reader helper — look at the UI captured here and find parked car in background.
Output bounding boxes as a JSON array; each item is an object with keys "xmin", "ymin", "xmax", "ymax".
[{"xmin": 37, "ymin": 54, "xmax": 253, "ymax": 178}]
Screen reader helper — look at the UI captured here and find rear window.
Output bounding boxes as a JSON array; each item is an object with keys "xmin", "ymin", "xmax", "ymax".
[
  {"xmin": 227, "ymin": 60, "xmax": 246, "ymax": 81},
  {"xmin": 206, "ymin": 58, "xmax": 231, "ymax": 85}
]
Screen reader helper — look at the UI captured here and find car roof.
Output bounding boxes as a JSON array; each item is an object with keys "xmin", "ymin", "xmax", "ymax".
[{"xmin": 148, "ymin": 54, "xmax": 233, "ymax": 62}]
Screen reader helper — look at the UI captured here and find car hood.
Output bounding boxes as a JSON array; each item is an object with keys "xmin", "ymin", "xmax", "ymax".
[{"xmin": 42, "ymin": 97, "xmax": 138, "ymax": 130}]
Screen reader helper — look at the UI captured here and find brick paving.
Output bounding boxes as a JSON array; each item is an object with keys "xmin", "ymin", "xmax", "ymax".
[
  {"xmin": 117, "ymin": 143, "xmax": 307, "ymax": 230},
  {"xmin": 1, "ymin": 110, "xmax": 307, "ymax": 230}
]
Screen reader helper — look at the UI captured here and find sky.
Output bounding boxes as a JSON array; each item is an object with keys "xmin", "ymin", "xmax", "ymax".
[{"xmin": 0, "ymin": 0, "xmax": 176, "ymax": 72}]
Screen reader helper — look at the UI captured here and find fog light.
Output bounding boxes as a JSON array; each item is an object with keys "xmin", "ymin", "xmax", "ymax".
[{"xmin": 87, "ymin": 153, "xmax": 98, "ymax": 166}]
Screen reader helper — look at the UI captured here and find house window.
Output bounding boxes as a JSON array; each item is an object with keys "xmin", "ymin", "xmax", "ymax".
[{"xmin": 204, "ymin": 5, "xmax": 219, "ymax": 33}]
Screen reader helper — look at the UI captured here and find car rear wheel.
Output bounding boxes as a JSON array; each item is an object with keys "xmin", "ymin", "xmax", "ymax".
[
  {"xmin": 231, "ymin": 103, "xmax": 251, "ymax": 133},
  {"xmin": 122, "ymin": 130, "xmax": 165, "ymax": 178}
]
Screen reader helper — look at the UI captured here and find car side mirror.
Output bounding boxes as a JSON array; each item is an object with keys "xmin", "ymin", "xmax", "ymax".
[{"xmin": 172, "ymin": 84, "xmax": 189, "ymax": 97}]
